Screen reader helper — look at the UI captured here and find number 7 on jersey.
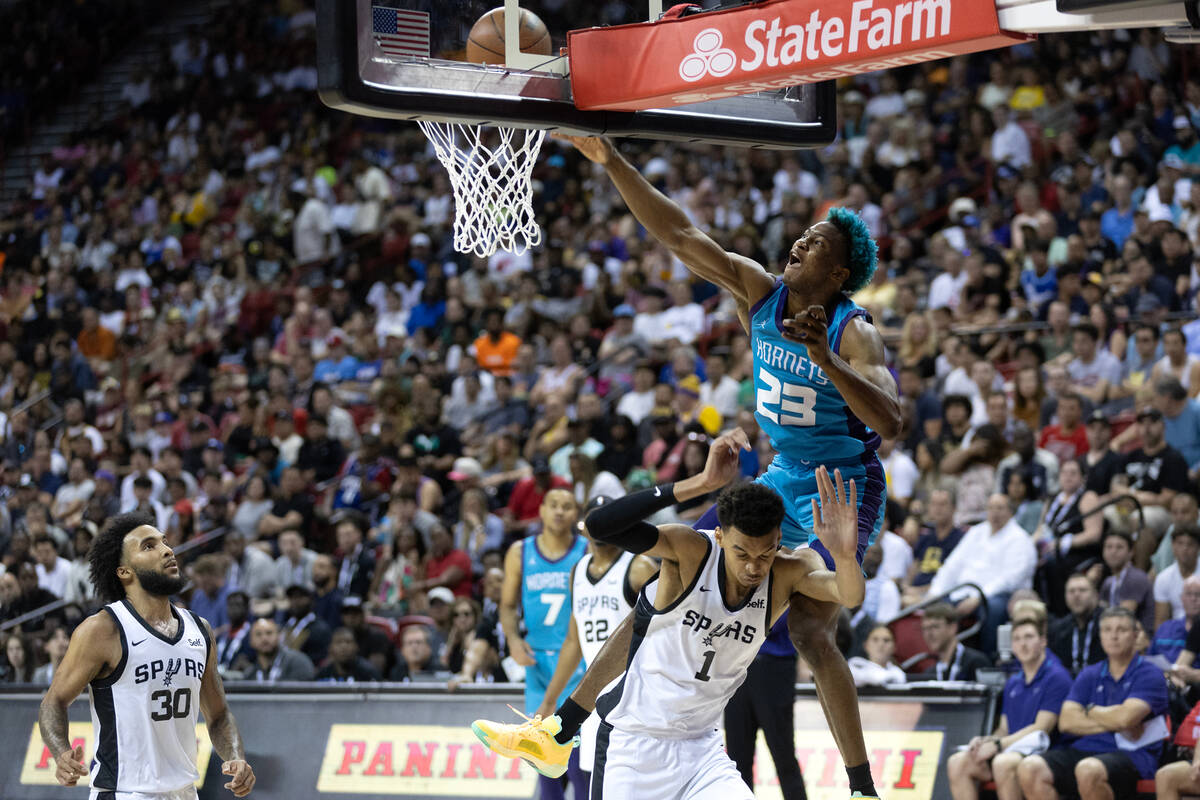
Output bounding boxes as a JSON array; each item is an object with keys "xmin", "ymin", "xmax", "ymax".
[{"xmin": 539, "ymin": 592, "xmax": 566, "ymax": 626}]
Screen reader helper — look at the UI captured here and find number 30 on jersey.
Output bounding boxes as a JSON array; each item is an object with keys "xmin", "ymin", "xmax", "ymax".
[{"xmin": 756, "ymin": 368, "xmax": 817, "ymax": 426}]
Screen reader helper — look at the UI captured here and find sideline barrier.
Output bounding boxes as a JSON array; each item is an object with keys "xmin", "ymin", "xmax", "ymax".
[{"xmin": 1, "ymin": 683, "xmax": 992, "ymax": 799}]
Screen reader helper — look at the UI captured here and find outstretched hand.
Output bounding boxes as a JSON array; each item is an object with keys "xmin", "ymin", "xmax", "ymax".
[
  {"xmin": 810, "ymin": 466, "xmax": 858, "ymax": 562},
  {"xmin": 699, "ymin": 428, "xmax": 753, "ymax": 492},
  {"xmin": 551, "ymin": 134, "xmax": 613, "ymax": 165}
]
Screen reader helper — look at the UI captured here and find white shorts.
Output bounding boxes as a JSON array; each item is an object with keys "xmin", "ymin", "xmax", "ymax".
[
  {"xmin": 591, "ymin": 722, "xmax": 753, "ymax": 800},
  {"xmin": 580, "ymin": 711, "xmax": 600, "ymax": 773},
  {"xmin": 90, "ymin": 788, "xmax": 198, "ymax": 800}
]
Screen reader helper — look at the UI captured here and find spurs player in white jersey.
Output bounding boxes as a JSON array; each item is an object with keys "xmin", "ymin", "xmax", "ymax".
[
  {"xmin": 474, "ymin": 429, "xmax": 865, "ymax": 799},
  {"xmin": 535, "ymin": 496, "xmax": 657, "ymax": 774},
  {"xmin": 39, "ymin": 512, "xmax": 256, "ymax": 799}
]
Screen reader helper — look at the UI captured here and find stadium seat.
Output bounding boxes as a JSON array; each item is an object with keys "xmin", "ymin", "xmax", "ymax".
[{"xmin": 395, "ymin": 615, "xmax": 438, "ymax": 646}]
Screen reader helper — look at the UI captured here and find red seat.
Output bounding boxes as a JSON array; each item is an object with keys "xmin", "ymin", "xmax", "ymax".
[
  {"xmin": 888, "ymin": 614, "xmax": 934, "ymax": 674},
  {"xmin": 365, "ymin": 615, "xmax": 397, "ymax": 638},
  {"xmin": 395, "ymin": 615, "xmax": 437, "ymax": 647}
]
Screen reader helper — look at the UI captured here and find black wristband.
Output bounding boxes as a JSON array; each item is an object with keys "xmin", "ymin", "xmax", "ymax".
[{"xmin": 585, "ymin": 483, "xmax": 678, "ymax": 554}]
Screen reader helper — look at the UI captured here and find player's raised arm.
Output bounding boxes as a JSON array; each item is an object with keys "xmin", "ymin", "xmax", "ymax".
[
  {"xmin": 585, "ymin": 428, "xmax": 751, "ymax": 562},
  {"xmin": 40, "ymin": 613, "xmax": 118, "ymax": 786},
  {"xmin": 195, "ymin": 616, "xmax": 255, "ymax": 797},
  {"xmin": 787, "ymin": 466, "xmax": 866, "ymax": 608},
  {"xmin": 560, "ymin": 136, "xmax": 776, "ymax": 309}
]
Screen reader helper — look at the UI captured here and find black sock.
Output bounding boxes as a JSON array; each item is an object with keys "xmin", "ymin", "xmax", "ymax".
[
  {"xmin": 846, "ymin": 762, "xmax": 877, "ymax": 796},
  {"xmin": 552, "ymin": 698, "xmax": 589, "ymax": 744}
]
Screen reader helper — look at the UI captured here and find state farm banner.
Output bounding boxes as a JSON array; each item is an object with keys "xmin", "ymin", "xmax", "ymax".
[
  {"xmin": 0, "ymin": 685, "xmax": 989, "ymax": 799},
  {"xmin": 568, "ymin": 0, "xmax": 1032, "ymax": 111}
]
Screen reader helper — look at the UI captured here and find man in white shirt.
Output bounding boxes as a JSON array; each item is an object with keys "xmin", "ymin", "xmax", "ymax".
[
  {"xmin": 928, "ymin": 249, "xmax": 968, "ymax": 312},
  {"xmin": 930, "ymin": 493, "xmax": 1037, "ymax": 654},
  {"xmin": 879, "ymin": 437, "xmax": 919, "ymax": 506},
  {"xmin": 32, "ymin": 535, "xmax": 72, "ymax": 599},
  {"xmin": 655, "ymin": 283, "xmax": 706, "ymax": 345},
  {"xmin": 615, "ymin": 363, "xmax": 658, "ymax": 425},
  {"xmin": 991, "ymin": 106, "xmax": 1032, "ymax": 169},
  {"xmin": 699, "ymin": 350, "xmax": 740, "ymax": 420},
  {"xmin": 51, "ymin": 458, "xmax": 94, "ymax": 527},
  {"xmin": 292, "ymin": 190, "xmax": 340, "ymax": 264},
  {"xmin": 1154, "ymin": 526, "xmax": 1200, "ymax": 629},
  {"xmin": 273, "ymin": 529, "xmax": 318, "ymax": 594}
]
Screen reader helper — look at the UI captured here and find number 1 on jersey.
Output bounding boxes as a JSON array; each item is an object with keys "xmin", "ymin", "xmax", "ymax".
[
  {"xmin": 540, "ymin": 592, "xmax": 566, "ymax": 626},
  {"xmin": 756, "ymin": 368, "xmax": 817, "ymax": 426},
  {"xmin": 694, "ymin": 649, "xmax": 716, "ymax": 682}
]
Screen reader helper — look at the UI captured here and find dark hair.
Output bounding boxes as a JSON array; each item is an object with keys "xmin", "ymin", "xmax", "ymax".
[
  {"xmin": 1155, "ymin": 376, "xmax": 1188, "ymax": 402},
  {"xmin": 1057, "ymin": 392, "xmax": 1082, "ymax": 408},
  {"xmin": 3, "ymin": 631, "xmax": 35, "ymax": 682},
  {"xmin": 89, "ymin": 512, "xmax": 155, "ymax": 603},
  {"xmin": 1102, "ymin": 529, "xmax": 1134, "ymax": 549},
  {"xmin": 32, "ymin": 534, "xmax": 56, "ymax": 552},
  {"xmin": 1073, "ymin": 322, "xmax": 1100, "ymax": 342},
  {"xmin": 923, "ymin": 602, "xmax": 958, "ymax": 624},
  {"xmin": 716, "ymin": 482, "xmax": 784, "ymax": 538},
  {"xmin": 1173, "ymin": 525, "xmax": 1200, "ymax": 545},
  {"xmin": 943, "ymin": 394, "xmax": 972, "ymax": 415}
]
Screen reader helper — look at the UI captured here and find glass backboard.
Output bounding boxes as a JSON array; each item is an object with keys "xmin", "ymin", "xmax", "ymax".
[{"xmin": 316, "ymin": 0, "xmax": 837, "ymax": 149}]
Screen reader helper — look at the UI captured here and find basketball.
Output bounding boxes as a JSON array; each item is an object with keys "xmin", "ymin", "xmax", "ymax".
[{"xmin": 465, "ymin": 7, "xmax": 552, "ymax": 65}]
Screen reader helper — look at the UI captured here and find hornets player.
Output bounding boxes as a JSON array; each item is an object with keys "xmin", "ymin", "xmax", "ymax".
[
  {"xmin": 498, "ymin": 487, "xmax": 589, "ymax": 799},
  {"xmin": 540, "ymin": 135, "xmax": 902, "ymax": 800},
  {"xmin": 475, "ymin": 429, "xmax": 865, "ymax": 798},
  {"xmin": 38, "ymin": 512, "xmax": 255, "ymax": 798}
]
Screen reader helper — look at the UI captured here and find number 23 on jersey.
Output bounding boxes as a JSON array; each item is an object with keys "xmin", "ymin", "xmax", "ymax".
[{"xmin": 756, "ymin": 368, "xmax": 817, "ymax": 426}]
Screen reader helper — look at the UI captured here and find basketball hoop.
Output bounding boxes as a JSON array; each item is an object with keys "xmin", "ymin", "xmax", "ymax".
[{"xmin": 417, "ymin": 121, "xmax": 545, "ymax": 258}]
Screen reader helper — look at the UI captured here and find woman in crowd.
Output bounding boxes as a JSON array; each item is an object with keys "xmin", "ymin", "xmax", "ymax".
[
  {"xmin": 849, "ymin": 624, "xmax": 907, "ymax": 686},
  {"xmin": 1, "ymin": 631, "xmax": 35, "ymax": 683},
  {"xmin": 440, "ymin": 597, "xmax": 481, "ymax": 674},
  {"xmin": 454, "ymin": 487, "xmax": 504, "ymax": 577},
  {"xmin": 232, "ymin": 475, "xmax": 274, "ymax": 540}
]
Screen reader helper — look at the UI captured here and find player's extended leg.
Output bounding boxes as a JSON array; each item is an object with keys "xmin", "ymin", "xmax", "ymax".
[{"xmin": 789, "ymin": 592, "xmax": 877, "ymax": 798}]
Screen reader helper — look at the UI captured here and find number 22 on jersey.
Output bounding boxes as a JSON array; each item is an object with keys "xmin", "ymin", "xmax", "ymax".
[{"xmin": 756, "ymin": 368, "xmax": 817, "ymax": 426}]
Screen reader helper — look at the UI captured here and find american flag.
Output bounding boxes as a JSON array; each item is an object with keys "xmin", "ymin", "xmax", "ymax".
[{"xmin": 371, "ymin": 6, "xmax": 430, "ymax": 57}]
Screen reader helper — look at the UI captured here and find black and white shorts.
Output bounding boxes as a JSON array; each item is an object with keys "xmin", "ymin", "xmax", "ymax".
[{"xmin": 591, "ymin": 722, "xmax": 753, "ymax": 800}]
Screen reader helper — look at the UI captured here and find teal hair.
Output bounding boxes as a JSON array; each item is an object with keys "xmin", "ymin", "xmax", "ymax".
[{"xmin": 825, "ymin": 206, "xmax": 878, "ymax": 293}]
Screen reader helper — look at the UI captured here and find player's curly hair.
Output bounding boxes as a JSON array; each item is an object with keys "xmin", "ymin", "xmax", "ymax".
[
  {"xmin": 89, "ymin": 512, "xmax": 155, "ymax": 603},
  {"xmin": 825, "ymin": 206, "xmax": 878, "ymax": 293},
  {"xmin": 716, "ymin": 482, "xmax": 784, "ymax": 538}
]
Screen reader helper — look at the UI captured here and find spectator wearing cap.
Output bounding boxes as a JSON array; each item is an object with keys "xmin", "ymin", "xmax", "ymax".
[
  {"xmin": 1153, "ymin": 376, "xmax": 1200, "ymax": 477},
  {"xmin": 280, "ymin": 582, "xmax": 333, "ymax": 665},
  {"xmin": 1154, "ymin": 526, "xmax": 1200, "ymax": 630},
  {"xmin": 1017, "ymin": 607, "xmax": 1169, "ymax": 800},
  {"xmin": 474, "ymin": 307, "xmax": 523, "ymax": 377},
  {"xmin": 1104, "ymin": 406, "xmax": 1190, "ymax": 567},
  {"xmin": 333, "ymin": 511, "xmax": 376, "ymax": 600},
  {"xmin": 190, "ymin": 554, "xmax": 231, "ymax": 630},
  {"xmin": 1152, "ymin": 330, "xmax": 1200, "ymax": 402},
  {"xmin": 1166, "ymin": 116, "xmax": 1200, "ymax": 173}
]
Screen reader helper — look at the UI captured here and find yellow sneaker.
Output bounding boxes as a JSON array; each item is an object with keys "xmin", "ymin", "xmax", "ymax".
[{"xmin": 471, "ymin": 704, "xmax": 577, "ymax": 778}]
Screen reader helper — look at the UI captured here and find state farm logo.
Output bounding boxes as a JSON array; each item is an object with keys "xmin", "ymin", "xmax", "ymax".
[{"xmin": 678, "ymin": 28, "xmax": 737, "ymax": 82}]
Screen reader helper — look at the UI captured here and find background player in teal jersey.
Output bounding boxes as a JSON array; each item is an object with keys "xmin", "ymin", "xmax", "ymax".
[
  {"xmin": 499, "ymin": 486, "xmax": 589, "ymax": 799},
  {"xmin": 552, "ymin": 135, "xmax": 902, "ymax": 800}
]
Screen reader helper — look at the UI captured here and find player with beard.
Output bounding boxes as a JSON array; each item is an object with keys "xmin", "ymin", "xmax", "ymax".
[{"xmin": 38, "ymin": 512, "xmax": 256, "ymax": 798}]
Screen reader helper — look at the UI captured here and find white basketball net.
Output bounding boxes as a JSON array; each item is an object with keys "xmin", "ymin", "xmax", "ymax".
[{"xmin": 417, "ymin": 121, "xmax": 545, "ymax": 258}]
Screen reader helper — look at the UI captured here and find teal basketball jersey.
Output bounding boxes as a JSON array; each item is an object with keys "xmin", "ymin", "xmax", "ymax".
[
  {"xmin": 520, "ymin": 533, "xmax": 588, "ymax": 651},
  {"xmin": 749, "ymin": 281, "xmax": 881, "ymax": 468}
]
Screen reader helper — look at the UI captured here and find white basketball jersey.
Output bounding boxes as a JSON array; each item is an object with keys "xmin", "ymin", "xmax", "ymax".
[
  {"xmin": 573, "ymin": 550, "xmax": 636, "ymax": 667},
  {"xmin": 88, "ymin": 600, "xmax": 209, "ymax": 794},
  {"xmin": 596, "ymin": 532, "xmax": 772, "ymax": 738}
]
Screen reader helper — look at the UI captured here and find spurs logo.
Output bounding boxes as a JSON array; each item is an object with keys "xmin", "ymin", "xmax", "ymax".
[
  {"xmin": 162, "ymin": 658, "xmax": 182, "ymax": 687},
  {"xmin": 678, "ymin": 29, "xmax": 737, "ymax": 82}
]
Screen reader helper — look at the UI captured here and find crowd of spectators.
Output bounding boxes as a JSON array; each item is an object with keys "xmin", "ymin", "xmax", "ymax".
[{"xmin": 4, "ymin": 0, "xmax": 1200, "ymax": 788}]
